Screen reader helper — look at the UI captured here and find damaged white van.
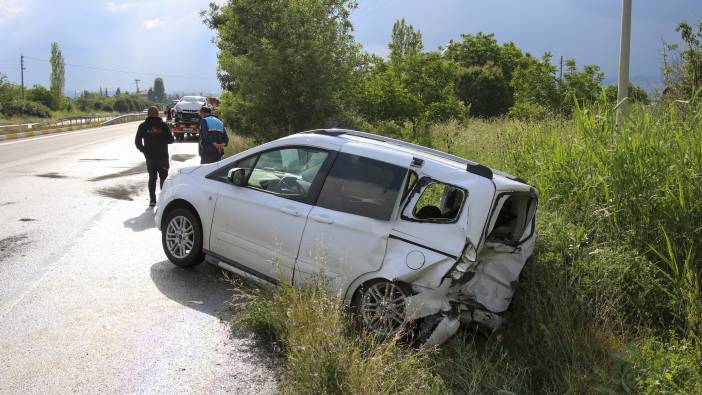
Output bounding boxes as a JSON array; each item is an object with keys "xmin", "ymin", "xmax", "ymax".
[{"xmin": 155, "ymin": 129, "xmax": 537, "ymax": 345}]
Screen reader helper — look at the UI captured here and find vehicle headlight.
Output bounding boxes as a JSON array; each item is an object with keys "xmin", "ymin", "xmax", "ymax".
[{"xmin": 167, "ymin": 168, "xmax": 182, "ymax": 180}]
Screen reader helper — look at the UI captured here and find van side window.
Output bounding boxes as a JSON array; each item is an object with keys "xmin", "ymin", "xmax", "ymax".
[
  {"xmin": 412, "ymin": 182, "xmax": 465, "ymax": 222},
  {"xmin": 248, "ymin": 148, "xmax": 329, "ymax": 199},
  {"xmin": 316, "ymin": 153, "xmax": 406, "ymax": 221}
]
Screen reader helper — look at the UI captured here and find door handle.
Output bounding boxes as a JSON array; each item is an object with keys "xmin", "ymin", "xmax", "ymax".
[
  {"xmin": 311, "ymin": 214, "xmax": 334, "ymax": 224},
  {"xmin": 279, "ymin": 206, "xmax": 300, "ymax": 217}
]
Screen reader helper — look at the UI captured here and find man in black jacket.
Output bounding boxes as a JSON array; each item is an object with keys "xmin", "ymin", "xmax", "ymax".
[{"xmin": 135, "ymin": 106, "xmax": 174, "ymax": 206}]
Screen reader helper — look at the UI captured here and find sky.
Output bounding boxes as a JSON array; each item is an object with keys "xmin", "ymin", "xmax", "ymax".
[{"xmin": 0, "ymin": 0, "xmax": 700, "ymax": 96}]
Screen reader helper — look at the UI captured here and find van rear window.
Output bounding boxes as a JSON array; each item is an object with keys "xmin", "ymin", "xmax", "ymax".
[{"xmin": 316, "ymin": 153, "xmax": 406, "ymax": 221}]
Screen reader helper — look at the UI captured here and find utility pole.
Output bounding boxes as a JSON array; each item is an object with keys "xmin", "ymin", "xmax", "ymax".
[
  {"xmin": 559, "ymin": 55, "xmax": 563, "ymax": 82},
  {"xmin": 134, "ymin": 79, "xmax": 141, "ymax": 94},
  {"xmin": 616, "ymin": 0, "xmax": 632, "ymax": 128},
  {"xmin": 20, "ymin": 54, "xmax": 25, "ymax": 99}
]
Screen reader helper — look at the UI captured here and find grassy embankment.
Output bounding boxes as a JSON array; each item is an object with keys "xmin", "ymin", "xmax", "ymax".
[{"xmin": 226, "ymin": 101, "xmax": 702, "ymax": 394}]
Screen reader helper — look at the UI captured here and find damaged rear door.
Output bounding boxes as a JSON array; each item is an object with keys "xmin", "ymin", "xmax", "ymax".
[
  {"xmin": 456, "ymin": 190, "xmax": 538, "ymax": 313},
  {"xmin": 389, "ymin": 177, "xmax": 471, "ymax": 290}
]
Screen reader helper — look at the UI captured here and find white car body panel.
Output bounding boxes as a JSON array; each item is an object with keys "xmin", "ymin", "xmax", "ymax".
[{"xmin": 210, "ymin": 182, "xmax": 312, "ymax": 283}]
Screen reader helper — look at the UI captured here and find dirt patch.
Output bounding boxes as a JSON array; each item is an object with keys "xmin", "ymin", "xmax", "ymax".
[
  {"xmin": 18, "ymin": 218, "xmax": 36, "ymax": 222},
  {"xmin": 0, "ymin": 234, "xmax": 30, "ymax": 262},
  {"xmin": 90, "ymin": 163, "xmax": 147, "ymax": 182},
  {"xmin": 95, "ymin": 183, "xmax": 144, "ymax": 201},
  {"xmin": 171, "ymin": 154, "xmax": 196, "ymax": 162},
  {"xmin": 36, "ymin": 172, "xmax": 68, "ymax": 179}
]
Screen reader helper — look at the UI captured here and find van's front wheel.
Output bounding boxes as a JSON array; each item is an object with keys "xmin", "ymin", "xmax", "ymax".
[{"xmin": 162, "ymin": 208, "xmax": 204, "ymax": 267}]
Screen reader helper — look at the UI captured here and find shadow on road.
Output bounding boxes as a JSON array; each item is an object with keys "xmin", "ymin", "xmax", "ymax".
[
  {"xmin": 123, "ymin": 207, "xmax": 156, "ymax": 232},
  {"xmin": 150, "ymin": 260, "xmax": 234, "ymax": 319}
]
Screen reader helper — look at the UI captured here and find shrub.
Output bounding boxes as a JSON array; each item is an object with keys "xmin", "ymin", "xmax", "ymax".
[
  {"xmin": 622, "ymin": 336, "xmax": 702, "ymax": 394},
  {"xmin": 507, "ymin": 101, "xmax": 552, "ymax": 121},
  {"xmin": 27, "ymin": 84, "xmax": 60, "ymax": 110},
  {"xmin": 1, "ymin": 100, "xmax": 51, "ymax": 118}
]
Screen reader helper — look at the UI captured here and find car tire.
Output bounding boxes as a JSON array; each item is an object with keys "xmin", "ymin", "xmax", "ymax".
[
  {"xmin": 356, "ymin": 279, "xmax": 412, "ymax": 337},
  {"xmin": 162, "ymin": 208, "xmax": 204, "ymax": 267},
  {"xmin": 176, "ymin": 134, "xmax": 184, "ymax": 142}
]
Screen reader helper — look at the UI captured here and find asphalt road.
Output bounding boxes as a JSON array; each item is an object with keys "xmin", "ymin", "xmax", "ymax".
[{"xmin": 0, "ymin": 123, "xmax": 278, "ymax": 393}]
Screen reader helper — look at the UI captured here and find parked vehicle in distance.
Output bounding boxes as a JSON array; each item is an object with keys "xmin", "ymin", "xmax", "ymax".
[{"xmin": 155, "ymin": 129, "xmax": 538, "ymax": 344}]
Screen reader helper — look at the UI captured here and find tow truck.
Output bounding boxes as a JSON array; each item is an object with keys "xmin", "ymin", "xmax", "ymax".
[
  {"xmin": 167, "ymin": 96, "xmax": 221, "ymax": 142},
  {"xmin": 168, "ymin": 96, "xmax": 205, "ymax": 141}
]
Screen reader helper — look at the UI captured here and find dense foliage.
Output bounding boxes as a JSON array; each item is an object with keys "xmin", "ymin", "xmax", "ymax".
[
  {"xmin": 663, "ymin": 20, "xmax": 702, "ymax": 97},
  {"xmin": 0, "ymin": 72, "xmax": 151, "ymax": 120},
  {"xmin": 206, "ymin": 1, "xmax": 651, "ymax": 140}
]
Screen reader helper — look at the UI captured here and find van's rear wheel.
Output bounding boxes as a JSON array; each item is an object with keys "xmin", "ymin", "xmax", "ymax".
[
  {"xmin": 162, "ymin": 208, "xmax": 203, "ymax": 267},
  {"xmin": 358, "ymin": 280, "xmax": 411, "ymax": 337}
]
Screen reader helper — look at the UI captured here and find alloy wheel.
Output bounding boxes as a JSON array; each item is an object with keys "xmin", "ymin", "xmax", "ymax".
[
  {"xmin": 165, "ymin": 215, "xmax": 195, "ymax": 259},
  {"xmin": 360, "ymin": 281, "xmax": 409, "ymax": 337}
]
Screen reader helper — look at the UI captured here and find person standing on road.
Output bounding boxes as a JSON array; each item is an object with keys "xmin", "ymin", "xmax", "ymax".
[
  {"xmin": 198, "ymin": 106, "xmax": 228, "ymax": 164},
  {"xmin": 135, "ymin": 106, "xmax": 174, "ymax": 207}
]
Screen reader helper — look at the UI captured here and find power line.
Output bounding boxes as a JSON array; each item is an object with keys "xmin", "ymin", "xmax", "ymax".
[
  {"xmin": 22, "ymin": 56, "xmax": 218, "ymax": 80},
  {"xmin": 354, "ymin": 0, "xmax": 397, "ymax": 19}
]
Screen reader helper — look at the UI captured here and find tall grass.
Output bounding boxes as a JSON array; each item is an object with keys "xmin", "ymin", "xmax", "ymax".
[{"xmin": 233, "ymin": 278, "xmax": 445, "ymax": 394}]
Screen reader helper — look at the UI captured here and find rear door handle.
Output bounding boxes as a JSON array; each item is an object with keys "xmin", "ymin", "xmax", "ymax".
[
  {"xmin": 279, "ymin": 206, "xmax": 300, "ymax": 217},
  {"xmin": 311, "ymin": 214, "xmax": 334, "ymax": 224}
]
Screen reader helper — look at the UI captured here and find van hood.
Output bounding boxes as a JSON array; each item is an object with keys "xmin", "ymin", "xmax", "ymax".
[{"xmin": 174, "ymin": 101, "xmax": 203, "ymax": 112}]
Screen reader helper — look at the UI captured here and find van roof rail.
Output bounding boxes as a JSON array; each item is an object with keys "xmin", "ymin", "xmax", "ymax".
[{"xmin": 307, "ymin": 128, "xmax": 496, "ymax": 180}]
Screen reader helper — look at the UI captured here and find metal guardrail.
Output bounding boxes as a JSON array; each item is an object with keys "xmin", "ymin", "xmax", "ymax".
[
  {"xmin": 0, "ymin": 113, "xmax": 145, "ymax": 135},
  {"xmin": 100, "ymin": 113, "xmax": 145, "ymax": 126}
]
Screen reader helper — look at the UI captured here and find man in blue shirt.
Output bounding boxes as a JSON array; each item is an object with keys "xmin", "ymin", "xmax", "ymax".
[{"xmin": 198, "ymin": 106, "xmax": 229, "ymax": 164}]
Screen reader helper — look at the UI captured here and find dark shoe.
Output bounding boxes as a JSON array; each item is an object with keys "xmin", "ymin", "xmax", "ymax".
[{"xmin": 149, "ymin": 201, "xmax": 156, "ymax": 207}]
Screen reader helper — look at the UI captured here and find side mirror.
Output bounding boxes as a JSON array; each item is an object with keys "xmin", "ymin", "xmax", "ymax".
[{"xmin": 227, "ymin": 168, "xmax": 247, "ymax": 186}]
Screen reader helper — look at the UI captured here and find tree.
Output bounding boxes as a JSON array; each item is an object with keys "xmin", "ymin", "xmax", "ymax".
[
  {"xmin": 203, "ymin": 0, "xmax": 359, "ymax": 140},
  {"xmin": 153, "ymin": 77, "xmax": 165, "ymax": 102},
  {"xmin": 560, "ymin": 59, "xmax": 604, "ymax": 109},
  {"xmin": 511, "ymin": 53, "xmax": 561, "ymax": 112},
  {"xmin": 28, "ymin": 84, "xmax": 59, "ymax": 110},
  {"xmin": 456, "ymin": 62, "xmax": 513, "ymax": 117},
  {"xmin": 115, "ymin": 87, "xmax": 121, "ymax": 95},
  {"xmin": 389, "ymin": 18, "xmax": 423, "ymax": 66},
  {"xmin": 605, "ymin": 83, "xmax": 649, "ymax": 104},
  {"xmin": 664, "ymin": 20, "xmax": 702, "ymax": 96},
  {"xmin": 147, "ymin": 88, "xmax": 155, "ymax": 101},
  {"xmin": 49, "ymin": 42, "xmax": 65, "ymax": 104},
  {"xmin": 444, "ymin": 33, "xmax": 524, "ymax": 117}
]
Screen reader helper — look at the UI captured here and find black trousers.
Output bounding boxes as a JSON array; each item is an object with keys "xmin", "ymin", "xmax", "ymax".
[
  {"xmin": 146, "ymin": 159, "xmax": 169, "ymax": 202},
  {"xmin": 200, "ymin": 153, "xmax": 222, "ymax": 164}
]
